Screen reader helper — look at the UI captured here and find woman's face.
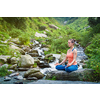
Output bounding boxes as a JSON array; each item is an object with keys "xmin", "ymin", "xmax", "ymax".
[{"xmin": 68, "ymin": 40, "xmax": 74, "ymax": 47}]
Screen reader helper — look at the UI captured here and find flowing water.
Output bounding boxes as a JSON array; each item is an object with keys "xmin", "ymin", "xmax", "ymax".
[{"xmin": 0, "ymin": 40, "xmax": 99, "ymax": 84}]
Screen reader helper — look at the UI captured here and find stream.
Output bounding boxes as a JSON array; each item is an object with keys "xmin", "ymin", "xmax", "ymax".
[{"xmin": 0, "ymin": 40, "xmax": 99, "ymax": 84}]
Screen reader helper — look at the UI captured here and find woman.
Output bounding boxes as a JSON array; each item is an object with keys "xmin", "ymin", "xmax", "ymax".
[{"xmin": 55, "ymin": 39, "xmax": 78, "ymax": 72}]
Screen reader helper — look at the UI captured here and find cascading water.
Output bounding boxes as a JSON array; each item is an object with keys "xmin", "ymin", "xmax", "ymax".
[{"xmin": 31, "ymin": 40, "xmax": 88, "ymax": 76}]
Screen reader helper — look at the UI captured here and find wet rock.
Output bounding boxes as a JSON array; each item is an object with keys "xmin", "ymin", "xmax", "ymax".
[
  {"xmin": 38, "ymin": 61, "xmax": 50, "ymax": 68},
  {"xmin": 24, "ymin": 68, "xmax": 40, "ymax": 78},
  {"xmin": 28, "ymin": 53, "xmax": 39, "ymax": 57},
  {"xmin": 11, "ymin": 57, "xmax": 18, "ymax": 64},
  {"xmin": 46, "ymin": 68, "xmax": 95, "ymax": 81},
  {"xmin": 0, "ymin": 55, "xmax": 11, "ymax": 63},
  {"xmin": 27, "ymin": 77, "xmax": 38, "ymax": 80},
  {"xmin": 44, "ymin": 54, "xmax": 56, "ymax": 63},
  {"xmin": 41, "ymin": 48, "xmax": 49, "ymax": 52},
  {"xmin": 22, "ymin": 46, "xmax": 30, "ymax": 52},
  {"xmin": 34, "ymin": 58, "xmax": 40, "ymax": 64},
  {"xmin": 4, "ymin": 76, "xmax": 11, "ymax": 81},
  {"xmin": 8, "ymin": 69, "xmax": 15, "ymax": 73},
  {"xmin": 28, "ymin": 49, "xmax": 38, "ymax": 53},
  {"xmin": 14, "ymin": 75, "xmax": 23, "ymax": 80},
  {"xmin": 13, "ymin": 82, "xmax": 23, "ymax": 84},
  {"xmin": 9, "ymin": 72, "xmax": 19, "ymax": 77},
  {"xmin": 9, "ymin": 64, "xmax": 17, "ymax": 69},
  {"xmin": 18, "ymin": 68, "xmax": 30, "ymax": 71},
  {"xmin": 28, "ymin": 72, "xmax": 44, "ymax": 79},
  {"xmin": 18, "ymin": 54, "xmax": 34, "ymax": 68}
]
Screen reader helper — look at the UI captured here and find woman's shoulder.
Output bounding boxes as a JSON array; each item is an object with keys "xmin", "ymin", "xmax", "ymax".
[{"xmin": 73, "ymin": 48, "xmax": 77, "ymax": 53}]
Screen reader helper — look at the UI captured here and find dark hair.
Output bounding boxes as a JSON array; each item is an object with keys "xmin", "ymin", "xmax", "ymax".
[{"xmin": 69, "ymin": 39, "xmax": 76, "ymax": 43}]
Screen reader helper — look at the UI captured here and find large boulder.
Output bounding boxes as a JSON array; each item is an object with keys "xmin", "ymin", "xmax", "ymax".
[
  {"xmin": 23, "ymin": 68, "xmax": 40, "ymax": 78},
  {"xmin": 28, "ymin": 72, "xmax": 44, "ymax": 79},
  {"xmin": 18, "ymin": 54, "xmax": 34, "ymax": 68},
  {"xmin": 46, "ymin": 68, "xmax": 95, "ymax": 81}
]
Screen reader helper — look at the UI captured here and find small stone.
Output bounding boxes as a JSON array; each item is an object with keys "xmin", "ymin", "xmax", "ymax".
[
  {"xmin": 4, "ymin": 76, "xmax": 11, "ymax": 81},
  {"xmin": 9, "ymin": 72, "xmax": 19, "ymax": 77},
  {"xmin": 14, "ymin": 75, "xmax": 23, "ymax": 80},
  {"xmin": 27, "ymin": 77, "xmax": 38, "ymax": 80}
]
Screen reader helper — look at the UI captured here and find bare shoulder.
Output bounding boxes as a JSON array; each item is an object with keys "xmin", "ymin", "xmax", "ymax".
[{"xmin": 73, "ymin": 49, "xmax": 77, "ymax": 53}]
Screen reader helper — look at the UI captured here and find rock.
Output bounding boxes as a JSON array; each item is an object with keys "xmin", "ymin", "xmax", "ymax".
[
  {"xmin": 4, "ymin": 76, "xmax": 11, "ymax": 81},
  {"xmin": 49, "ymin": 24, "xmax": 59, "ymax": 30},
  {"xmin": 39, "ymin": 25, "xmax": 47, "ymax": 30},
  {"xmin": 28, "ymin": 49, "xmax": 38, "ymax": 53},
  {"xmin": 1, "ymin": 64, "xmax": 8, "ymax": 68},
  {"xmin": 9, "ymin": 64, "xmax": 17, "ymax": 69},
  {"xmin": 14, "ymin": 75, "xmax": 23, "ymax": 80},
  {"xmin": 28, "ymin": 72, "xmax": 44, "ymax": 79},
  {"xmin": 42, "ymin": 48, "xmax": 49, "ymax": 51},
  {"xmin": 38, "ymin": 61, "xmax": 50, "ymax": 68},
  {"xmin": 18, "ymin": 68, "xmax": 30, "ymax": 71},
  {"xmin": 0, "ymin": 55, "xmax": 11, "ymax": 63},
  {"xmin": 35, "ymin": 32, "xmax": 47, "ymax": 38},
  {"xmin": 18, "ymin": 54, "xmax": 34, "ymax": 68},
  {"xmin": 11, "ymin": 38, "xmax": 20, "ymax": 44},
  {"xmin": 11, "ymin": 57, "xmax": 18, "ymax": 64},
  {"xmin": 13, "ymin": 82, "xmax": 23, "ymax": 84},
  {"xmin": 45, "ymin": 54, "xmax": 53, "ymax": 58},
  {"xmin": 44, "ymin": 54, "xmax": 56, "ymax": 63},
  {"xmin": 24, "ymin": 68, "xmax": 40, "ymax": 78},
  {"xmin": 9, "ymin": 72, "xmax": 19, "ymax": 77},
  {"xmin": 34, "ymin": 58, "xmax": 40, "ymax": 64},
  {"xmin": 9, "ymin": 45, "xmax": 25, "ymax": 55},
  {"xmin": 28, "ymin": 53, "xmax": 39, "ymax": 57},
  {"xmin": 27, "ymin": 77, "xmax": 38, "ymax": 80},
  {"xmin": 22, "ymin": 46, "xmax": 30, "ymax": 52},
  {"xmin": 46, "ymin": 68, "xmax": 95, "ymax": 81},
  {"xmin": 8, "ymin": 69, "xmax": 15, "ymax": 73}
]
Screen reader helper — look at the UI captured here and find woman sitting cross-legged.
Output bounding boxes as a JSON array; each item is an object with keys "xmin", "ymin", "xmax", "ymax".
[{"xmin": 55, "ymin": 39, "xmax": 78, "ymax": 72}]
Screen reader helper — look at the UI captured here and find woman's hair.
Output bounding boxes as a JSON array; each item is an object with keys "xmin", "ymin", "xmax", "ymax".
[{"xmin": 69, "ymin": 39, "xmax": 76, "ymax": 43}]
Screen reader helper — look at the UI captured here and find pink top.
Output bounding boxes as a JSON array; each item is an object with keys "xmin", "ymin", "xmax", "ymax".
[{"xmin": 66, "ymin": 51, "xmax": 77, "ymax": 65}]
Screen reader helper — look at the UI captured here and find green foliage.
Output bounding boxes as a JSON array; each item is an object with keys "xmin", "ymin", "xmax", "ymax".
[
  {"xmin": 0, "ymin": 65, "xmax": 12, "ymax": 76},
  {"xmin": 85, "ymin": 34, "xmax": 100, "ymax": 81},
  {"xmin": 9, "ymin": 28, "xmax": 24, "ymax": 38},
  {"xmin": 19, "ymin": 33, "xmax": 30, "ymax": 45}
]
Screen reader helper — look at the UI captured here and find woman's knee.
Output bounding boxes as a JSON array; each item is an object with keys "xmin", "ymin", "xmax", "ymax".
[
  {"xmin": 65, "ymin": 65, "xmax": 78, "ymax": 72},
  {"xmin": 56, "ymin": 65, "xmax": 65, "ymax": 70}
]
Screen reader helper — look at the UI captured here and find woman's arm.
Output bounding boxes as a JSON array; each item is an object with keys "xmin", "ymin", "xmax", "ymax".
[
  {"xmin": 59, "ymin": 56, "xmax": 68, "ymax": 65},
  {"xmin": 55, "ymin": 55, "xmax": 68, "ymax": 65},
  {"xmin": 67, "ymin": 49, "xmax": 77, "ymax": 66}
]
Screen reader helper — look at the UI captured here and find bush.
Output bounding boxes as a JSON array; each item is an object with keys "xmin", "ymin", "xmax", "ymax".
[
  {"xmin": 0, "ymin": 65, "xmax": 11, "ymax": 76},
  {"xmin": 9, "ymin": 28, "xmax": 24, "ymax": 38},
  {"xmin": 19, "ymin": 33, "xmax": 30, "ymax": 45}
]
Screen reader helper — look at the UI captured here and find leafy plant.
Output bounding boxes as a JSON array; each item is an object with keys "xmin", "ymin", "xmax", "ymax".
[{"xmin": 0, "ymin": 65, "xmax": 12, "ymax": 76}]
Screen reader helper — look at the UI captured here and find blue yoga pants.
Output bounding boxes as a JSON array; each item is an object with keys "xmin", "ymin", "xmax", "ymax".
[{"xmin": 56, "ymin": 65, "xmax": 78, "ymax": 72}]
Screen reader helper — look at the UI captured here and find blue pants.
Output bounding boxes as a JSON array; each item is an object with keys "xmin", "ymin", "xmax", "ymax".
[{"xmin": 56, "ymin": 65, "xmax": 78, "ymax": 72}]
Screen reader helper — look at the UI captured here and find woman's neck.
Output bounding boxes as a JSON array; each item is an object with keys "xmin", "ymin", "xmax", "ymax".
[{"xmin": 70, "ymin": 46, "xmax": 74, "ymax": 50}]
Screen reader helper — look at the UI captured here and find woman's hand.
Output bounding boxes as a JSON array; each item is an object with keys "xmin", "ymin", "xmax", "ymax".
[
  {"xmin": 54, "ymin": 63, "xmax": 60, "ymax": 66},
  {"xmin": 66, "ymin": 63, "xmax": 71, "ymax": 67}
]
